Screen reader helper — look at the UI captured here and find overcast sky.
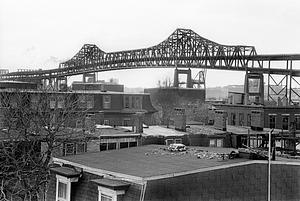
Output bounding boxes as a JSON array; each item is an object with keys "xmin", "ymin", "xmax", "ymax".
[{"xmin": 1, "ymin": 0, "xmax": 300, "ymax": 88}]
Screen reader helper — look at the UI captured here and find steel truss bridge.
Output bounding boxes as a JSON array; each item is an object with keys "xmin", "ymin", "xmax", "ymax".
[{"xmin": 1, "ymin": 28, "xmax": 300, "ymax": 104}]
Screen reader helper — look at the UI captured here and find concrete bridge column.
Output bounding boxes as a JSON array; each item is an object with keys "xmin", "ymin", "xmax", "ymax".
[
  {"xmin": 186, "ymin": 68, "xmax": 192, "ymax": 88},
  {"xmin": 244, "ymin": 72, "xmax": 264, "ymax": 105},
  {"xmin": 83, "ymin": 73, "xmax": 96, "ymax": 83},
  {"xmin": 173, "ymin": 68, "xmax": 179, "ymax": 87},
  {"xmin": 173, "ymin": 68, "xmax": 193, "ymax": 88}
]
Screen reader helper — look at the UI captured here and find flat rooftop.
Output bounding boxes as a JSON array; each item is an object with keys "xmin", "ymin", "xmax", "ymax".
[
  {"xmin": 187, "ymin": 125, "xmax": 226, "ymax": 135},
  {"xmin": 142, "ymin": 126, "xmax": 186, "ymax": 137},
  {"xmin": 226, "ymin": 125, "xmax": 283, "ymax": 135},
  {"xmin": 55, "ymin": 145, "xmax": 248, "ymax": 179}
]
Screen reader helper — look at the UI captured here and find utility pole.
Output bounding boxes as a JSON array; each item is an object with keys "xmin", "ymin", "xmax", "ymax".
[{"xmin": 268, "ymin": 129, "xmax": 274, "ymax": 201}]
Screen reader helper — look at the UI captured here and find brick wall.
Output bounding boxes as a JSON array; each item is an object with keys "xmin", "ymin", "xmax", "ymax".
[{"xmin": 144, "ymin": 163, "xmax": 300, "ymax": 201}]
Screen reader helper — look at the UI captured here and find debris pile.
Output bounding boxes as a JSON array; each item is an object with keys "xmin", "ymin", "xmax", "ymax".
[{"xmin": 145, "ymin": 147, "xmax": 238, "ymax": 160}]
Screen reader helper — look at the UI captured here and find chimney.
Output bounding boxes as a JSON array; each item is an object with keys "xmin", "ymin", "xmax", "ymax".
[
  {"xmin": 174, "ymin": 108, "xmax": 186, "ymax": 132},
  {"xmin": 133, "ymin": 112, "xmax": 145, "ymax": 133}
]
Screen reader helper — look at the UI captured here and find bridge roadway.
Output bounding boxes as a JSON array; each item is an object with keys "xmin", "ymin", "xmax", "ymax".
[
  {"xmin": 1, "ymin": 54, "xmax": 300, "ymax": 81},
  {"xmin": 1, "ymin": 28, "xmax": 300, "ymax": 81}
]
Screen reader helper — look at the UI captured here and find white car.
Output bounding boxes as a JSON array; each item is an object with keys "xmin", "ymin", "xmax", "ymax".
[{"xmin": 168, "ymin": 143, "xmax": 187, "ymax": 152}]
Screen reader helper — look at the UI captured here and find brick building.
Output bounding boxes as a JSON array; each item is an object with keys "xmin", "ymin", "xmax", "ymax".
[
  {"xmin": 214, "ymin": 103, "xmax": 300, "ymax": 131},
  {"xmin": 48, "ymin": 145, "xmax": 300, "ymax": 201},
  {"xmin": 0, "ymin": 89, "xmax": 156, "ymax": 128},
  {"xmin": 210, "ymin": 91, "xmax": 300, "ymax": 151}
]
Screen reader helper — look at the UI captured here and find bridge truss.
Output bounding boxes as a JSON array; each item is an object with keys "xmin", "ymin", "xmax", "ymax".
[{"xmin": 1, "ymin": 28, "xmax": 300, "ymax": 104}]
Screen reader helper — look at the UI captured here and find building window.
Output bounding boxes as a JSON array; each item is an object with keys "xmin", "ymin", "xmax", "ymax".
[
  {"xmin": 295, "ymin": 115, "xmax": 300, "ymax": 130},
  {"xmin": 57, "ymin": 95, "xmax": 65, "ymax": 108},
  {"xmin": 231, "ymin": 113, "xmax": 236, "ymax": 125},
  {"xmin": 247, "ymin": 114, "xmax": 251, "ymax": 126},
  {"xmin": 209, "ymin": 139, "xmax": 216, "ymax": 147},
  {"xmin": 282, "ymin": 115, "xmax": 289, "ymax": 130},
  {"xmin": 98, "ymin": 187, "xmax": 119, "ymax": 201},
  {"xmin": 50, "ymin": 96, "xmax": 56, "ymax": 109},
  {"xmin": 108, "ymin": 143, "xmax": 117, "ymax": 150},
  {"xmin": 165, "ymin": 139, "xmax": 174, "ymax": 146},
  {"xmin": 100, "ymin": 143, "xmax": 107, "ymax": 151},
  {"xmin": 56, "ymin": 175, "xmax": 71, "ymax": 201},
  {"xmin": 103, "ymin": 119, "xmax": 109, "ymax": 125},
  {"xmin": 31, "ymin": 94, "xmax": 39, "ymax": 109},
  {"xmin": 76, "ymin": 142, "xmax": 86, "ymax": 154},
  {"xmin": 103, "ymin": 95, "xmax": 111, "ymax": 109},
  {"xmin": 100, "ymin": 194, "xmax": 113, "ymax": 201},
  {"xmin": 58, "ymin": 182, "xmax": 67, "ymax": 200},
  {"xmin": 120, "ymin": 142, "xmax": 129, "ymax": 149},
  {"xmin": 129, "ymin": 142, "xmax": 137, "ymax": 147},
  {"xmin": 123, "ymin": 119, "xmax": 130, "ymax": 126},
  {"xmin": 216, "ymin": 139, "xmax": 223, "ymax": 147},
  {"xmin": 124, "ymin": 96, "xmax": 130, "ymax": 108},
  {"xmin": 78, "ymin": 95, "xmax": 86, "ymax": 108},
  {"xmin": 64, "ymin": 143, "xmax": 75, "ymax": 156},
  {"xmin": 86, "ymin": 95, "xmax": 94, "ymax": 109},
  {"xmin": 239, "ymin": 113, "xmax": 244, "ymax": 126},
  {"xmin": 269, "ymin": 115, "xmax": 276, "ymax": 129},
  {"xmin": 124, "ymin": 96, "xmax": 142, "ymax": 109}
]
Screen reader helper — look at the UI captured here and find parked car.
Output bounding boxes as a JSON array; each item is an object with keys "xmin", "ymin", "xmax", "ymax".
[{"xmin": 168, "ymin": 143, "xmax": 187, "ymax": 152}]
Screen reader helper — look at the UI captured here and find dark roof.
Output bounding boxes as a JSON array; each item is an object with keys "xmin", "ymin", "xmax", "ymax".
[
  {"xmin": 56, "ymin": 145, "xmax": 248, "ymax": 178},
  {"xmin": 91, "ymin": 178, "xmax": 130, "ymax": 190},
  {"xmin": 50, "ymin": 166, "xmax": 81, "ymax": 178}
]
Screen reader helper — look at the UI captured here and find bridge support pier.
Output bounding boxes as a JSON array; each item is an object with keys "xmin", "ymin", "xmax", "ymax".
[
  {"xmin": 173, "ymin": 68, "xmax": 192, "ymax": 88},
  {"xmin": 173, "ymin": 68, "xmax": 206, "ymax": 89},
  {"xmin": 244, "ymin": 72, "xmax": 264, "ymax": 105},
  {"xmin": 83, "ymin": 73, "xmax": 96, "ymax": 83},
  {"xmin": 40, "ymin": 76, "xmax": 68, "ymax": 91}
]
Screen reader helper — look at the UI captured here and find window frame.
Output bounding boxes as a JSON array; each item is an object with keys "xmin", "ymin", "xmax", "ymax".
[
  {"xmin": 282, "ymin": 114, "xmax": 289, "ymax": 130},
  {"xmin": 64, "ymin": 143, "xmax": 75, "ymax": 156},
  {"xmin": 98, "ymin": 186, "xmax": 125, "ymax": 201},
  {"xmin": 295, "ymin": 115, "xmax": 300, "ymax": 130},
  {"xmin": 103, "ymin": 119, "xmax": 109, "ymax": 125},
  {"xmin": 269, "ymin": 114, "xmax": 276, "ymax": 129},
  {"xmin": 56, "ymin": 175, "xmax": 71, "ymax": 201}
]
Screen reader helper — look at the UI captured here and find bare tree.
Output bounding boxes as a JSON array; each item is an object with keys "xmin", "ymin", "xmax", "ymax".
[{"xmin": 0, "ymin": 90, "xmax": 88, "ymax": 201}]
